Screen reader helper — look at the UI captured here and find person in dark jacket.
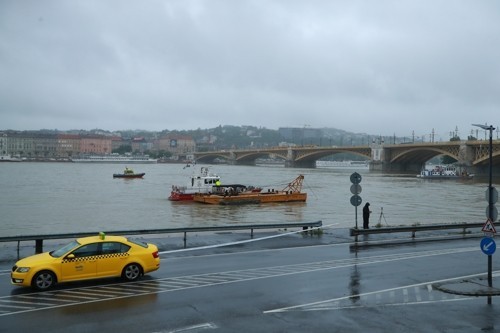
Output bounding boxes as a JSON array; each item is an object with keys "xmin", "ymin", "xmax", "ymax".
[{"xmin": 363, "ymin": 202, "xmax": 372, "ymax": 229}]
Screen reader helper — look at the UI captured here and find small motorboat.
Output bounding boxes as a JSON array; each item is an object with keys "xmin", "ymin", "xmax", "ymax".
[{"xmin": 113, "ymin": 167, "xmax": 145, "ymax": 179}]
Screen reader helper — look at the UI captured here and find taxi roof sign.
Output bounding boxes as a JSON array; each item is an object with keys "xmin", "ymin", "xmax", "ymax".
[{"xmin": 482, "ymin": 219, "xmax": 497, "ymax": 234}]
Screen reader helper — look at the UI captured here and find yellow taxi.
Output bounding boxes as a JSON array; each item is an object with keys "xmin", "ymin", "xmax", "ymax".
[{"xmin": 11, "ymin": 233, "xmax": 160, "ymax": 290}]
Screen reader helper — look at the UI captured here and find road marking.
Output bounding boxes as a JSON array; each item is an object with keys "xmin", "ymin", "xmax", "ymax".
[
  {"xmin": 155, "ymin": 322, "xmax": 218, "ymax": 332},
  {"xmin": 264, "ymin": 271, "xmax": 496, "ymax": 313},
  {"xmin": 158, "ymin": 224, "xmax": 338, "ymax": 255}
]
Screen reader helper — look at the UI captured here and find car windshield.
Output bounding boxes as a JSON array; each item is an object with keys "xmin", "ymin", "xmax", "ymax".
[{"xmin": 50, "ymin": 240, "xmax": 80, "ymax": 258}]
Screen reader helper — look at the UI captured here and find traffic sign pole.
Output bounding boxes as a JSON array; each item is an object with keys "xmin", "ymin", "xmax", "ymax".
[
  {"xmin": 473, "ymin": 123, "xmax": 496, "ymax": 305},
  {"xmin": 350, "ymin": 173, "xmax": 362, "ymax": 232}
]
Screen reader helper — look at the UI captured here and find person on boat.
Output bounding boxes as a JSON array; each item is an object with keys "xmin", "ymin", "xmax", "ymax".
[
  {"xmin": 215, "ymin": 180, "xmax": 221, "ymax": 186},
  {"xmin": 363, "ymin": 202, "xmax": 372, "ymax": 229},
  {"xmin": 124, "ymin": 167, "xmax": 134, "ymax": 175}
]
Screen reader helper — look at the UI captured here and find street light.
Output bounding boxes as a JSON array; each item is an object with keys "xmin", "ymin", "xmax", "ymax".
[{"xmin": 472, "ymin": 123, "xmax": 496, "ymax": 304}]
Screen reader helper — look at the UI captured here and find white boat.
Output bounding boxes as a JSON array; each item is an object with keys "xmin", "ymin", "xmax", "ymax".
[
  {"xmin": 169, "ymin": 167, "xmax": 221, "ymax": 201},
  {"xmin": 71, "ymin": 154, "xmax": 157, "ymax": 164},
  {"xmin": 417, "ymin": 165, "xmax": 473, "ymax": 179},
  {"xmin": 316, "ymin": 160, "xmax": 369, "ymax": 169},
  {"xmin": 0, "ymin": 155, "xmax": 22, "ymax": 162}
]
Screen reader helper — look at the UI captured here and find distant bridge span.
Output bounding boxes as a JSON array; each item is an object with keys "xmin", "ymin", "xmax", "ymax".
[
  {"xmin": 193, "ymin": 140, "xmax": 500, "ymax": 175},
  {"xmin": 194, "ymin": 146, "xmax": 371, "ymax": 168}
]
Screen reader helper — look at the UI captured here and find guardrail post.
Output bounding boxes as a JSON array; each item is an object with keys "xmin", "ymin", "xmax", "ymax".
[{"xmin": 35, "ymin": 239, "xmax": 43, "ymax": 253}]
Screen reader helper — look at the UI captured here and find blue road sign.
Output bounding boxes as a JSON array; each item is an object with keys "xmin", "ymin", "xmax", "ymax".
[{"xmin": 480, "ymin": 237, "xmax": 496, "ymax": 256}]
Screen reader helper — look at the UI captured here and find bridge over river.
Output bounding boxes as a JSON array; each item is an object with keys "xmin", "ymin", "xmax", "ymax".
[{"xmin": 193, "ymin": 140, "xmax": 500, "ymax": 175}]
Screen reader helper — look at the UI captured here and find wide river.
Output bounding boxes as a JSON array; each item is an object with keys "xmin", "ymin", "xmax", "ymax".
[{"xmin": 0, "ymin": 162, "xmax": 496, "ymax": 237}]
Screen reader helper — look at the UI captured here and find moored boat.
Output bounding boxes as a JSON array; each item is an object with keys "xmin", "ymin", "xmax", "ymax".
[
  {"xmin": 416, "ymin": 165, "xmax": 473, "ymax": 179},
  {"xmin": 193, "ymin": 175, "xmax": 307, "ymax": 205},
  {"xmin": 0, "ymin": 155, "xmax": 22, "ymax": 162},
  {"xmin": 72, "ymin": 154, "xmax": 157, "ymax": 164},
  {"xmin": 113, "ymin": 167, "xmax": 145, "ymax": 179}
]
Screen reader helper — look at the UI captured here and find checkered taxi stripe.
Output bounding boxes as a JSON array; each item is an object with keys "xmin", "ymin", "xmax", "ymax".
[{"xmin": 61, "ymin": 253, "xmax": 129, "ymax": 263}]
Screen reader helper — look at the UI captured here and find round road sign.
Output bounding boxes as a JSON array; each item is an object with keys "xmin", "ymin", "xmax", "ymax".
[
  {"xmin": 350, "ymin": 184, "xmax": 362, "ymax": 195},
  {"xmin": 350, "ymin": 172, "xmax": 362, "ymax": 184},
  {"xmin": 485, "ymin": 187, "xmax": 498, "ymax": 204},
  {"xmin": 486, "ymin": 205, "xmax": 498, "ymax": 222},
  {"xmin": 480, "ymin": 237, "xmax": 496, "ymax": 256},
  {"xmin": 350, "ymin": 194, "xmax": 362, "ymax": 207}
]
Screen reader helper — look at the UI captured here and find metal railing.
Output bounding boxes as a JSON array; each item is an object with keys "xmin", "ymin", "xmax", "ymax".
[
  {"xmin": 1, "ymin": 221, "xmax": 323, "ymax": 257},
  {"xmin": 349, "ymin": 222, "xmax": 484, "ymax": 242}
]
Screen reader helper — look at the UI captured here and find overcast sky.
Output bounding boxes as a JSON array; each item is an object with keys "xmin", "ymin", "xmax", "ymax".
[{"xmin": 1, "ymin": 1, "xmax": 499, "ymax": 140}]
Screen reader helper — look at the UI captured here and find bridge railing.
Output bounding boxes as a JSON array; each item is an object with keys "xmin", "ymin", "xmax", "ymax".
[{"xmin": 1, "ymin": 221, "xmax": 322, "ymax": 258}]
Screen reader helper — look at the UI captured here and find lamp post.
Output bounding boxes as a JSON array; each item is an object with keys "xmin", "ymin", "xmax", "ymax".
[{"xmin": 473, "ymin": 123, "xmax": 496, "ymax": 305}]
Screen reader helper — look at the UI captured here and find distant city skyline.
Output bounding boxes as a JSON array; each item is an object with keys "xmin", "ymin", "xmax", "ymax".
[{"xmin": 3, "ymin": 123, "xmax": 500, "ymax": 142}]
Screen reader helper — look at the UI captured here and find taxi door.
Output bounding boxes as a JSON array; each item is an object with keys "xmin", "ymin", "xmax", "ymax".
[
  {"xmin": 96, "ymin": 242, "xmax": 130, "ymax": 277},
  {"xmin": 61, "ymin": 243, "xmax": 99, "ymax": 281}
]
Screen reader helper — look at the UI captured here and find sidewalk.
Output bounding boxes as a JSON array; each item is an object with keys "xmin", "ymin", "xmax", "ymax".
[{"xmin": 433, "ymin": 276, "xmax": 500, "ymax": 296}]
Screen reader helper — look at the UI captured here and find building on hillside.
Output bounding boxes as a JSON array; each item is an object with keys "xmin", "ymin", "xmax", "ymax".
[
  {"xmin": 157, "ymin": 134, "xmax": 196, "ymax": 159},
  {"xmin": 131, "ymin": 137, "xmax": 153, "ymax": 154},
  {"xmin": 0, "ymin": 132, "xmax": 7, "ymax": 155},
  {"xmin": 111, "ymin": 136, "xmax": 125, "ymax": 152},
  {"xmin": 278, "ymin": 127, "xmax": 323, "ymax": 146},
  {"xmin": 57, "ymin": 134, "xmax": 80, "ymax": 157},
  {"xmin": 79, "ymin": 135, "xmax": 112, "ymax": 155}
]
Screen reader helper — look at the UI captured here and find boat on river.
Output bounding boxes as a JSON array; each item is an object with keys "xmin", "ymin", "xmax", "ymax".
[
  {"xmin": 168, "ymin": 167, "xmax": 221, "ymax": 201},
  {"xmin": 113, "ymin": 167, "xmax": 145, "ymax": 179},
  {"xmin": 193, "ymin": 175, "xmax": 307, "ymax": 205},
  {"xmin": 0, "ymin": 155, "xmax": 22, "ymax": 162},
  {"xmin": 416, "ymin": 165, "xmax": 473, "ymax": 179},
  {"xmin": 72, "ymin": 154, "xmax": 157, "ymax": 164}
]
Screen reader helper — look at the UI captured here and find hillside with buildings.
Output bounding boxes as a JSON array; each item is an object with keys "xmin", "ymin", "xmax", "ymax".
[{"xmin": 0, "ymin": 126, "xmax": 395, "ymax": 161}]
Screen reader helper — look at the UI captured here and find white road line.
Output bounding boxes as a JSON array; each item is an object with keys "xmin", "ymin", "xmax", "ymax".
[
  {"xmin": 158, "ymin": 224, "xmax": 338, "ymax": 255},
  {"xmin": 414, "ymin": 286, "xmax": 422, "ymax": 302},
  {"xmin": 264, "ymin": 271, "xmax": 498, "ymax": 313},
  {"xmin": 403, "ymin": 289, "xmax": 409, "ymax": 303},
  {"xmin": 157, "ymin": 322, "xmax": 218, "ymax": 333}
]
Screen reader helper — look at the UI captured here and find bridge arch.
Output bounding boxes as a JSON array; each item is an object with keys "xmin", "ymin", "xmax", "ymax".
[
  {"xmin": 234, "ymin": 151, "xmax": 288, "ymax": 165},
  {"xmin": 195, "ymin": 153, "xmax": 231, "ymax": 164},
  {"xmin": 390, "ymin": 147, "xmax": 460, "ymax": 165},
  {"xmin": 295, "ymin": 149, "xmax": 370, "ymax": 164}
]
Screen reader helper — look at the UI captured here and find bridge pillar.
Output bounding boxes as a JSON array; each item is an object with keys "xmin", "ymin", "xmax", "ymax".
[
  {"xmin": 370, "ymin": 145, "xmax": 423, "ymax": 172},
  {"xmin": 284, "ymin": 147, "xmax": 317, "ymax": 168},
  {"xmin": 459, "ymin": 142, "xmax": 474, "ymax": 167}
]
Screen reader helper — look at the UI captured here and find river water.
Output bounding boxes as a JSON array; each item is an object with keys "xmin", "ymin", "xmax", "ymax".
[{"xmin": 0, "ymin": 162, "xmax": 496, "ymax": 237}]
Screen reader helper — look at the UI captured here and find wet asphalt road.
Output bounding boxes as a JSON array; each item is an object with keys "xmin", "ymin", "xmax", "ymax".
[{"xmin": 1, "ymin": 229, "xmax": 500, "ymax": 332}]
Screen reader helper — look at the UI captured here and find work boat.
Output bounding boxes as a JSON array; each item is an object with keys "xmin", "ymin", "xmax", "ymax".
[
  {"xmin": 168, "ymin": 167, "xmax": 221, "ymax": 201},
  {"xmin": 193, "ymin": 175, "xmax": 307, "ymax": 205}
]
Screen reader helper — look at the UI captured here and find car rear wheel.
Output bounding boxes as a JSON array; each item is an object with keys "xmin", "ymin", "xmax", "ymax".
[
  {"xmin": 122, "ymin": 263, "xmax": 142, "ymax": 281},
  {"xmin": 32, "ymin": 271, "xmax": 56, "ymax": 290}
]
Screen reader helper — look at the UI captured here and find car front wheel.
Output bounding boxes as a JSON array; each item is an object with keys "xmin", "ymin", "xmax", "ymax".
[
  {"xmin": 32, "ymin": 271, "xmax": 56, "ymax": 290},
  {"xmin": 122, "ymin": 263, "xmax": 142, "ymax": 281}
]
